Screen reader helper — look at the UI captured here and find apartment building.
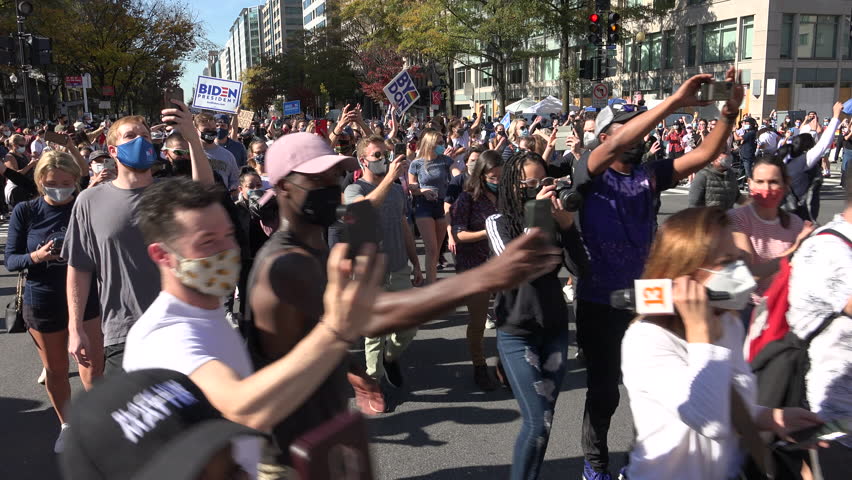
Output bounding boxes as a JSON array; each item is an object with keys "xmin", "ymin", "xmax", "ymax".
[
  {"xmin": 219, "ymin": 5, "xmax": 264, "ymax": 81},
  {"xmin": 261, "ymin": 0, "xmax": 305, "ymax": 57},
  {"xmin": 450, "ymin": 0, "xmax": 851, "ymax": 118},
  {"xmin": 303, "ymin": 0, "xmax": 329, "ymax": 30}
]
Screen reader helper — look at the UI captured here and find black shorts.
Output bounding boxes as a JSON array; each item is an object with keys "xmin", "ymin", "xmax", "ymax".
[
  {"xmin": 23, "ymin": 302, "xmax": 100, "ymax": 334},
  {"xmin": 413, "ymin": 197, "xmax": 444, "ymax": 219}
]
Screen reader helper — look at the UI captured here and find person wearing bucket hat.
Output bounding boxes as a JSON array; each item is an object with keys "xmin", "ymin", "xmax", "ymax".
[
  {"xmin": 573, "ymin": 67, "xmax": 744, "ymax": 479},
  {"xmin": 60, "ymin": 369, "xmax": 267, "ymax": 480},
  {"xmin": 243, "ymin": 133, "xmax": 563, "ymax": 472}
]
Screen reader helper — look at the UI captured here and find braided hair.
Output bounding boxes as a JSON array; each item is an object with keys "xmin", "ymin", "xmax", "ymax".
[{"xmin": 497, "ymin": 150, "xmax": 548, "ymax": 238}]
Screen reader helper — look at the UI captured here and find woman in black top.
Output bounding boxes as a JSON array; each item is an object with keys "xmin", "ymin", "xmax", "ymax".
[
  {"xmin": 4, "ymin": 133, "xmax": 38, "ymax": 208},
  {"xmin": 485, "ymin": 151, "xmax": 578, "ymax": 480},
  {"xmin": 5, "ymin": 151, "xmax": 101, "ymax": 453}
]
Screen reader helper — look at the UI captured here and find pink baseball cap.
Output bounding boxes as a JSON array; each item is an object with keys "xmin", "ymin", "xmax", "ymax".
[{"xmin": 259, "ymin": 132, "xmax": 358, "ymax": 205}]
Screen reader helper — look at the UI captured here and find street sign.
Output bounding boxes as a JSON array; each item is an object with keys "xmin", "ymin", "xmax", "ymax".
[
  {"xmin": 431, "ymin": 90, "xmax": 441, "ymax": 106},
  {"xmin": 98, "ymin": 100, "xmax": 111, "ymax": 109},
  {"xmin": 65, "ymin": 75, "xmax": 82, "ymax": 87},
  {"xmin": 283, "ymin": 100, "xmax": 301, "ymax": 116},
  {"xmin": 82, "ymin": 73, "xmax": 92, "ymax": 89},
  {"xmin": 592, "ymin": 82, "xmax": 609, "ymax": 109},
  {"xmin": 463, "ymin": 81, "xmax": 474, "ymax": 99},
  {"xmin": 102, "ymin": 85, "xmax": 114, "ymax": 96},
  {"xmin": 192, "ymin": 75, "xmax": 243, "ymax": 114}
]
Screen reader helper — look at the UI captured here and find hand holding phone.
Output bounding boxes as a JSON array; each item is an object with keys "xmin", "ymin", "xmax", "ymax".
[
  {"xmin": 341, "ymin": 200, "xmax": 380, "ymax": 259},
  {"xmin": 524, "ymin": 199, "xmax": 556, "ymax": 244}
]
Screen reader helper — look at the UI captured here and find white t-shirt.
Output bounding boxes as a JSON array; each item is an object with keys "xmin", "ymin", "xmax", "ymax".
[
  {"xmin": 123, "ymin": 291, "xmax": 260, "ymax": 476},
  {"xmin": 30, "ymin": 138, "xmax": 45, "ymax": 158},
  {"xmin": 787, "ymin": 216, "xmax": 852, "ymax": 448},
  {"xmin": 622, "ymin": 313, "xmax": 765, "ymax": 480},
  {"xmin": 449, "ymin": 131, "xmax": 470, "ymax": 169}
]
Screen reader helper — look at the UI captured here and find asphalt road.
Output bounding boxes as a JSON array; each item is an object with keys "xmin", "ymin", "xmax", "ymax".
[{"xmin": 0, "ymin": 164, "xmax": 846, "ymax": 479}]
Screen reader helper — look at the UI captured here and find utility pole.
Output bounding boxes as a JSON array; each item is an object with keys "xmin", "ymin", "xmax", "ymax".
[{"xmin": 15, "ymin": 1, "xmax": 32, "ymax": 125}]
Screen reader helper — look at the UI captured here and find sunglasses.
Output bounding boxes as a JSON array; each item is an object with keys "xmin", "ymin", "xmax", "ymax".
[
  {"xmin": 520, "ymin": 177, "xmax": 555, "ymax": 189},
  {"xmin": 366, "ymin": 151, "xmax": 389, "ymax": 160},
  {"xmin": 166, "ymin": 149, "xmax": 190, "ymax": 156}
]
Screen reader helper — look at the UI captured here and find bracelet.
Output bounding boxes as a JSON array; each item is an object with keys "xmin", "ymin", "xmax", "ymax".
[{"xmin": 319, "ymin": 319, "xmax": 356, "ymax": 344}]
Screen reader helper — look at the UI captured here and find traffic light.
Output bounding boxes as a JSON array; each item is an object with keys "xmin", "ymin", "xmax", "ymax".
[
  {"xmin": 607, "ymin": 13, "xmax": 621, "ymax": 45},
  {"xmin": 0, "ymin": 35, "xmax": 15, "ymax": 65},
  {"xmin": 579, "ymin": 59, "xmax": 591, "ymax": 80},
  {"xmin": 588, "ymin": 13, "xmax": 602, "ymax": 45},
  {"xmin": 593, "ymin": 56, "xmax": 606, "ymax": 80},
  {"xmin": 28, "ymin": 36, "xmax": 52, "ymax": 65},
  {"xmin": 16, "ymin": 1, "xmax": 34, "ymax": 17}
]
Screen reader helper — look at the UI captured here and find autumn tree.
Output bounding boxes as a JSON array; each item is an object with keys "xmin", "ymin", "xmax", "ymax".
[{"xmin": 241, "ymin": 65, "xmax": 277, "ymax": 113}]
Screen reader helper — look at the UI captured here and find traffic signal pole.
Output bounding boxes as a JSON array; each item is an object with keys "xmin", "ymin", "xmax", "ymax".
[{"xmin": 15, "ymin": 8, "xmax": 31, "ymax": 126}]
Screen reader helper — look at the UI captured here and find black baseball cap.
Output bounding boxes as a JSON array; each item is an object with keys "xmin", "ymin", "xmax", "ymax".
[
  {"xmin": 61, "ymin": 369, "xmax": 267, "ymax": 480},
  {"xmin": 587, "ymin": 105, "xmax": 646, "ymax": 149}
]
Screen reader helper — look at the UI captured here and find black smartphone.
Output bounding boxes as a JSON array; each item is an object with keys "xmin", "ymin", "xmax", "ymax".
[
  {"xmin": 393, "ymin": 143, "xmax": 406, "ymax": 157},
  {"xmin": 50, "ymin": 237, "xmax": 63, "ymax": 256},
  {"xmin": 524, "ymin": 199, "xmax": 555, "ymax": 243},
  {"xmin": 162, "ymin": 87, "xmax": 184, "ymax": 109},
  {"xmin": 341, "ymin": 200, "xmax": 380, "ymax": 259},
  {"xmin": 44, "ymin": 130, "xmax": 67, "ymax": 145},
  {"xmin": 698, "ymin": 81, "xmax": 733, "ymax": 102}
]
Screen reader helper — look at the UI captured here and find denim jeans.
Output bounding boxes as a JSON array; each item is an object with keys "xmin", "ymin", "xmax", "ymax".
[
  {"xmin": 497, "ymin": 328, "xmax": 569, "ymax": 480},
  {"xmin": 841, "ymin": 148, "xmax": 852, "ymax": 186}
]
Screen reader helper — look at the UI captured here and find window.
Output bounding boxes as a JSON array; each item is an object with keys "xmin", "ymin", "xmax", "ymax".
[
  {"xmin": 686, "ymin": 26, "xmax": 697, "ymax": 66},
  {"xmin": 846, "ymin": 16, "xmax": 852, "ymax": 59},
  {"xmin": 455, "ymin": 68, "xmax": 467, "ymax": 88},
  {"xmin": 285, "ymin": 7, "xmax": 301, "ymax": 15},
  {"xmin": 509, "ymin": 62, "xmax": 523, "ymax": 84},
  {"xmin": 624, "ymin": 41, "xmax": 633, "ymax": 73},
  {"xmin": 640, "ymin": 32, "xmax": 662, "ymax": 70},
  {"xmin": 798, "ymin": 15, "xmax": 838, "ymax": 59},
  {"xmin": 480, "ymin": 66, "xmax": 493, "ymax": 87},
  {"xmin": 740, "ymin": 16, "xmax": 754, "ymax": 60},
  {"xmin": 702, "ymin": 19, "xmax": 736, "ymax": 63},
  {"xmin": 664, "ymin": 30, "xmax": 675, "ymax": 68},
  {"xmin": 541, "ymin": 57, "xmax": 558, "ymax": 81},
  {"xmin": 780, "ymin": 14, "xmax": 794, "ymax": 58}
]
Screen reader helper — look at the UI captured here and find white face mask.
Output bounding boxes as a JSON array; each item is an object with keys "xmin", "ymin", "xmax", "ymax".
[
  {"xmin": 583, "ymin": 132, "xmax": 596, "ymax": 146},
  {"xmin": 43, "ymin": 186, "xmax": 75, "ymax": 203},
  {"xmin": 91, "ymin": 163, "xmax": 105, "ymax": 175},
  {"xmin": 700, "ymin": 260, "xmax": 757, "ymax": 311}
]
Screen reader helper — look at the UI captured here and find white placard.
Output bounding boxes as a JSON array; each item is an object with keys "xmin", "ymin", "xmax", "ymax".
[
  {"xmin": 383, "ymin": 70, "xmax": 420, "ymax": 115},
  {"xmin": 193, "ymin": 75, "xmax": 243, "ymax": 114},
  {"xmin": 634, "ymin": 279, "xmax": 674, "ymax": 315}
]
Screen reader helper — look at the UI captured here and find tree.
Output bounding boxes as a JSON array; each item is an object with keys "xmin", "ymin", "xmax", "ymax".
[
  {"xmin": 356, "ymin": 46, "xmax": 421, "ymax": 106},
  {"xmin": 241, "ymin": 65, "xmax": 277, "ymax": 113}
]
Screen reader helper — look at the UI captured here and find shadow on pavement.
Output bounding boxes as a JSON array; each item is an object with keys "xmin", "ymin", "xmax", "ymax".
[
  {"xmin": 0, "ymin": 397, "xmax": 61, "ymax": 479},
  {"xmin": 367, "ymin": 406, "xmax": 520, "ymax": 447},
  {"xmin": 397, "ymin": 455, "xmax": 596, "ymax": 479}
]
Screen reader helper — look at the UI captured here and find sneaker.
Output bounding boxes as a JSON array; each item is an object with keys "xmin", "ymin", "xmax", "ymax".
[
  {"xmin": 473, "ymin": 365, "xmax": 497, "ymax": 391},
  {"xmin": 37, "ymin": 367, "xmax": 46, "ymax": 385},
  {"xmin": 485, "ymin": 313, "xmax": 497, "ymax": 330},
  {"xmin": 54, "ymin": 423, "xmax": 70, "ymax": 453},
  {"xmin": 617, "ymin": 466, "xmax": 628, "ymax": 480},
  {"xmin": 562, "ymin": 283, "xmax": 575, "ymax": 304},
  {"xmin": 383, "ymin": 358, "xmax": 404, "ymax": 389},
  {"xmin": 582, "ymin": 460, "xmax": 612, "ymax": 480}
]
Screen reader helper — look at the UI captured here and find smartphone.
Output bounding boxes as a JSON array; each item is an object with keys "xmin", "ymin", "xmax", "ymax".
[
  {"xmin": 162, "ymin": 87, "xmax": 184, "ymax": 109},
  {"xmin": 393, "ymin": 143, "xmax": 406, "ymax": 157},
  {"xmin": 49, "ymin": 237, "xmax": 64, "ymax": 256},
  {"xmin": 554, "ymin": 128, "xmax": 575, "ymax": 149},
  {"xmin": 341, "ymin": 200, "xmax": 380, "ymax": 259},
  {"xmin": 290, "ymin": 411, "xmax": 374, "ymax": 480},
  {"xmin": 698, "ymin": 81, "xmax": 733, "ymax": 102},
  {"xmin": 44, "ymin": 130, "xmax": 67, "ymax": 145},
  {"xmin": 524, "ymin": 199, "xmax": 555, "ymax": 243}
]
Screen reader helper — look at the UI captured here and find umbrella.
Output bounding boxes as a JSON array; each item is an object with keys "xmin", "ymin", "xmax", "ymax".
[{"xmin": 505, "ymin": 97, "xmax": 537, "ymax": 113}]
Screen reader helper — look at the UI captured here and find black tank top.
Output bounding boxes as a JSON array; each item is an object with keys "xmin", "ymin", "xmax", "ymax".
[{"xmin": 244, "ymin": 229, "xmax": 349, "ymax": 467}]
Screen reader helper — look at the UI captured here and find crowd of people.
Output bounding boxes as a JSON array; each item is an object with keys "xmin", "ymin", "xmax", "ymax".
[{"xmin": 2, "ymin": 66, "xmax": 850, "ymax": 480}]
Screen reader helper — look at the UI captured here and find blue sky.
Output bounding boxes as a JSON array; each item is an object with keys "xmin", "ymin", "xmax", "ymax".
[{"xmin": 179, "ymin": 0, "xmax": 248, "ymax": 97}]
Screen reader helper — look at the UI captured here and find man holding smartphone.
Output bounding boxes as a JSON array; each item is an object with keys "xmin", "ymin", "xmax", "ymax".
[{"xmin": 344, "ymin": 135, "xmax": 423, "ymax": 410}]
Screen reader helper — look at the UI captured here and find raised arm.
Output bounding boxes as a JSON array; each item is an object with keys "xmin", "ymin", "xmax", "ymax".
[
  {"xmin": 805, "ymin": 103, "xmax": 843, "ymax": 168},
  {"xmin": 162, "ymin": 100, "xmax": 214, "ymax": 186}
]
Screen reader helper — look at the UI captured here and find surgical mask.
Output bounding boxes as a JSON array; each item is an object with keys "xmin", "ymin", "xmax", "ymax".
[
  {"xmin": 467, "ymin": 162, "xmax": 476, "ymax": 174},
  {"xmin": 435, "ymin": 145, "xmax": 446, "ymax": 156},
  {"xmin": 91, "ymin": 163, "xmax": 105, "ymax": 175},
  {"xmin": 295, "ymin": 184, "xmax": 341, "ymax": 227},
  {"xmin": 15, "ymin": 146, "xmax": 25, "ymax": 154},
  {"xmin": 700, "ymin": 260, "xmax": 757, "ymax": 311},
  {"xmin": 520, "ymin": 128, "xmax": 530, "ymax": 137},
  {"xmin": 247, "ymin": 188, "xmax": 265, "ymax": 201},
  {"xmin": 363, "ymin": 158, "xmax": 388, "ymax": 176},
  {"xmin": 216, "ymin": 127, "xmax": 229, "ymax": 140},
  {"xmin": 718, "ymin": 155, "xmax": 733, "ymax": 170},
  {"xmin": 485, "ymin": 182, "xmax": 499, "ymax": 193},
  {"xmin": 43, "ymin": 186, "xmax": 75, "ymax": 203},
  {"xmin": 167, "ymin": 246, "xmax": 241, "ymax": 298},
  {"xmin": 116, "ymin": 136, "xmax": 156, "ymax": 170},
  {"xmin": 743, "ymin": 124, "xmax": 751, "ymax": 130},
  {"xmin": 583, "ymin": 132, "xmax": 596, "ymax": 146},
  {"xmin": 822, "ymin": 121, "xmax": 829, "ymax": 126},
  {"xmin": 749, "ymin": 187, "xmax": 785, "ymax": 209},
  {"xmin": 200, "ymin": 129, "xmax": 217, "ymax": 143}
]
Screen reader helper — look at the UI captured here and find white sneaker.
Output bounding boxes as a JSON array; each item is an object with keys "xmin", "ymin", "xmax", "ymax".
[
  {"xmin": 54, "ymin": 423, "xmax": 70, "ymax": 453},
  {"xmin": 562, "ymin": 283, "xmax": 575, "ymax": 304},
  {"xmin": 485, "ymin": 313, "xmax": 497, "ymax": 330},
  {"xmin": 37, "ymin": 367, "xmax": 46, "ymax": 385}
]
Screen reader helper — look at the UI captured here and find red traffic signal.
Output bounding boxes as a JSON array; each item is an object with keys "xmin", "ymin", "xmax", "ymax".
[{"xmin": 590, "ymin": 13, "xmax": 600, "ymax": 23}]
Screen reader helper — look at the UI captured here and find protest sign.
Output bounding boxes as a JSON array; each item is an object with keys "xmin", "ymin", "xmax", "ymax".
[
  {"xmin": 193, "ymin": 75, "xmax": 242, "ymax": 114},
  {"xmin": 237, "ymin": 110, "xmax": 255, "ymax": 130},
  {"xmin": 383, "ymin": 70, "xmax": 420, "ymax": 115},
  {"xmin": 283, "ymin": 100, "xmax": 301, "ymax": 116}
]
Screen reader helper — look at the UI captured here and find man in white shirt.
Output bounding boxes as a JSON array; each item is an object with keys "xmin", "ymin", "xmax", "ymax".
[
  {"xmin": 30, "ymin": 129, "xmax": 45, "ymax": 159},
  {"xmin": 787, "ymin": 188, "xmax": 852, "ymax": 477},
  {"xmin": 123, "ymin": 176, "xmax": 385, "ymax": 477}
]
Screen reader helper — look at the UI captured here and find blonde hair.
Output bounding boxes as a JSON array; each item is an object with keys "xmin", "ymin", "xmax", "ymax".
[
  {"xmin": 34, "ymin": 150, "xmax": 82, "ymax": 195},
  {"xmin": 508, "ymin": 118, "xmax": 527, "ymax": 144},
  {"xmin": 8, "ymin": 134, "xmax": 24, "ymax": 149},
  {"xmin": 106, "ymin": 116, "xmax": 148, "ymax": 147},
  {"xmin": 416, "ymin": 130, "xmax": 443, "ymax": 161}
]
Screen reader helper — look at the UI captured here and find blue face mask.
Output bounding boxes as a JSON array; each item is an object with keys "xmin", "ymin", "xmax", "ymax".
[
  {"xmin": 520, "ymin": 128, "xmax": 530, "ymax": 137},
  {"xmin": 435, "ymin": 145, "xmax": 446, "ymax": 156},
  {"xmin": 116, "ymin": 136, "xmax": 156, "ymax": 170},
  {"xmin": 216, "ymin": 127, "xmax": 229, "ymax": 140},
  {"xmin": 485, "ymin": 182, "xmax": 499, "ymax": 193}
]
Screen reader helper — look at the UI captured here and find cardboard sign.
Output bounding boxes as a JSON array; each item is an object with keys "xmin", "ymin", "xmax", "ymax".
[
  {"xmin": 633, "ymin": 279, "xmax": 674, "ymax": 315},
  {"xmin": 383, "ymin": 70, "xmax": 420, "ymax": 115},
  {"xmin": 192, "ymin": 75, "xmax": 243, "ymax": 114},
  {"xmin": 283, "ymin": 100, "xmax": 301, "ymax": 116},
  {"xmin": 237, "ymin": 110, "xmax": 255, "ymax": 130}
]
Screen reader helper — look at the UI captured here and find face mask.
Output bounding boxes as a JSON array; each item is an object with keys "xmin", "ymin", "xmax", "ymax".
[
  {"xmin": 583, "ymin": 132, "xmax": 596, "ymax": 147},
  {"xmin": 434, "ymin": 145, "xmax": 446, "ymax": 156},
  {"xmin": 216, "ymin": 128, "xmax": 229, "ymax": 140},
  {"xmin": 200, "ymin": 129, "xmax": 217, "ymax": 143},
  {"xmin": 823, "ymin": 121, "xmax": 829, "ymax": 126},
  {"xmin": 167, "ymin": 246, "xmax": 241, "ymax": 298},
  {"xmin": 718, "ymin": 155, "xmax": 733, "ymax": 170},
  {"xmin": 116, "ymin": 136, "xmax": 156, "ymax": 170},
  {"xmin": 467, "ymin": 162, "xmax": 476, "ymax": 174},
  {"xmin": 622, "ymin": 143, "xmax": 646, "ymax": 165},
  {"xmin": 749, "ymin": 187, "xmax": 785, "ymax": 209},
  {"xmin": 364, "ymin": 158, "xmax": 389, "ymax": 176},
  {"xmin": 91, "ymin": 162, "xmax": 105, "ymax": 175},
  {"xmin": 16, "ymin": 146, "xmax": 25, "ymax": 154},
  {"xmin": 485, "ymin": 182, "xmax": 499, "ymax": 193},
  {"xmin": 171, "ymin": 157, "xmax": 192, "ymax": 176},
  {"xmin": 247, "ymin": 189, "xmax": 265, "ymax": 201},
  {"xmin": 524, "ymin": 186, "xmax": 541, "ymax": 200},
  {"xmin": 520, "ymin": 128, "xmax": 529, "ymax": 137},
  {"xmin": 700, "ymin": 260, "xmax": 757, "ymax": 311},
  {"xmin": 297, "ymin": 184, "xmax": 342, "ymax": 227},
  {"xmin": 743, "ymin": 124, "xmax": 751, "ymax": 130},
  {"xmin": 657, "ymin": 124, "xmax": 663, "ymax": 129},
  {"xmin": 43, "ymin": 186, "xmax": 75, "ymax": 203}
]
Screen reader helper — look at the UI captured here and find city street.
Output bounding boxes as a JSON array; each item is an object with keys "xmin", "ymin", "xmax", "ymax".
[{"xmin": 0, "ymin": 165, "xmax": 847, "ymax": 479}]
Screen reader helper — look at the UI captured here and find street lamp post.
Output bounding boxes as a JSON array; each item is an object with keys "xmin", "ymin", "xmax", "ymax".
[
  {"xmin": 15, "ymin": 1, "xmax": 33, "ymax": 126},
  {"xmin": 633, "ymin": 31, "xmax": 646, "ymax": 101}
]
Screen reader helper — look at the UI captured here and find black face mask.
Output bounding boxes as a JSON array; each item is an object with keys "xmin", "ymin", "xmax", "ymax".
[
  {"xmin": 200, "ymin": 129, "xmax": 217, "ymax": 143},
  {"xmin": 171, "ymin": 157, "xmax": 192, "ymax": 176},
  {"xmin": 622, "ymin": 143, "xmax": 646, "ymax": 165},
  {"xmin": 253, "ymin": 153, "xmax": 265, "ymax": 165},
  {"xmin": 524, "ymin": 186, "xmax": 541, "ymax": 200},
  {"xmin": 298, "ymin": 184, "xmax": 342, "ymax": 227}
]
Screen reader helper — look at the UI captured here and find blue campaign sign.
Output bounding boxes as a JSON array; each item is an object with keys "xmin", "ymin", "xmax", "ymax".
[{"xmin": 283, "ymin": 100, "xmax": 301, "ymax": 116}]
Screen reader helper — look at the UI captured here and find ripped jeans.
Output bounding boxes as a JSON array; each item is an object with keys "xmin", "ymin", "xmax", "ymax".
[{"xmin": 497, "ymin": 328, "xmax": 570, "ymax": 480}]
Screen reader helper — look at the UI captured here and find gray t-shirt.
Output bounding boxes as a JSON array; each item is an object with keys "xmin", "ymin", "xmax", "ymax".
[
  {"xmin": 408, "ymin": 155, "xmax": 454, "ymax": 199},
  {"xmin": 204, "ymin": 145, "xmax": 239, "ymax": 191},
  {"xmin": 343, "ymin": 179, "xmax": 408, "ymax": 273},
  {"xmin": 62, "ymin": 181, "xmax": 161, "ymax": 346}
]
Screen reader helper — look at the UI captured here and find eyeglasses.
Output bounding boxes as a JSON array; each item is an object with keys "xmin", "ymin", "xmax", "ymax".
[
  {"xmin": 166, "ymin": 148, "xmax": 190, "ymax": 156},
  {"xmin": 519, "ymin": 177, "xmax": 555, "ymax": 189},
  {"xmin": 366, "ymin": 151, "xmax": 388, "ymax": 160}
]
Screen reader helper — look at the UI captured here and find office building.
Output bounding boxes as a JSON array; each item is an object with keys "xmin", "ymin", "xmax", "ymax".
[
  {"xmin": 303, "ymin": 0, "xmax": 328, "ymax": 30},
  {"xmin": 220, "ymin": 5, "xmax": 264, "ymax": 81},
  {"xmin": 261, "ymin": 0, "xmax": 305, "ymax": 56}
]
